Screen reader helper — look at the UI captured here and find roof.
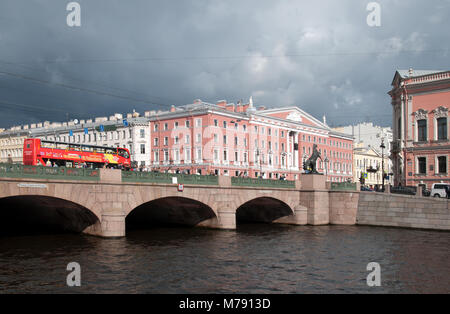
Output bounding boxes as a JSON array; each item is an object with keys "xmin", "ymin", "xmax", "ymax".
[{"xmin": 396, "ymin": 69, "xmax": 446, "ymax": 79}]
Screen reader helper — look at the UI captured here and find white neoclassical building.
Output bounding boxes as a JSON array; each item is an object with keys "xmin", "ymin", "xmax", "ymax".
[{"xmin": 0, "ymin": 112, "xmax": 151, "ymax": 167}]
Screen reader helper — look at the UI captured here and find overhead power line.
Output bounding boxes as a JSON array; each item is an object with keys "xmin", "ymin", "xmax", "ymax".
[
  {"xmin": 4, "ymin": 48, "xmax": 449, "ymax": 64},
  {"xmin": 0, "ymin": 68, "xmax": 172, "ymax": 109}
]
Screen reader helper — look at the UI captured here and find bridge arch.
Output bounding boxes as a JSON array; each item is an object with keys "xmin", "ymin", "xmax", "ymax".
[
  {"xmin": 126, "ymin": 196, "xmax": 217, "ymax": 230},
  {"xmin": 235, "ymin": 197, "xmax": 295, "ymax": 224},
  {"xmin": 0, "ymin": 195, "xmax": 99, "ymax": 236}
]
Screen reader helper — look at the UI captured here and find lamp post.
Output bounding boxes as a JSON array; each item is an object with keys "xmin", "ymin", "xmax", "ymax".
[
  {"xmin": 380, "ymin": 138, "xmax": 386, "ymax": 190},
  {"xmin": 324, "ymin": 156, "xmax": 329, "ymax": 180}
]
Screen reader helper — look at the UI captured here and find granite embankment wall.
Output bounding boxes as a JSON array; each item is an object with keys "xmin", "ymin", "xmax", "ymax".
[{"xmin": 357, "ymin": 192, "xmax": 450, "ymax": 230}]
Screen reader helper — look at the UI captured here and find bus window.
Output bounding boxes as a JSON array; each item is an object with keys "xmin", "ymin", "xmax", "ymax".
[{"xmin": 118, "ymin": 149, "xmax": 129, "ymax": 159}]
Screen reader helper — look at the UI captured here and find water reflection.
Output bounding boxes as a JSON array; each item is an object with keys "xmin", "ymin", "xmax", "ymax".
[{"xmin": 0, "ymin": 225, "xmax": 448, "ymax": 293}]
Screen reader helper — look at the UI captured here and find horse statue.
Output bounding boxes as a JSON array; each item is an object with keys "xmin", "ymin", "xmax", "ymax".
[{"xmin": 303, "ymin": 144, "xmax": 322, "ymax": 174}]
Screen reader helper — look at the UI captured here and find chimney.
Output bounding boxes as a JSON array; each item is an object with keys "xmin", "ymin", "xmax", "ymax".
[
  {"xmin": 225, "ymin": 103, "xmax": 235, "ymax": 112},
  {"xmin": 170, "ymin": 105, "xmax": 176, "ymax": 112},
  {"xmin": 216, "ymin": 100, "xmax": 227, "ymax": 108}
]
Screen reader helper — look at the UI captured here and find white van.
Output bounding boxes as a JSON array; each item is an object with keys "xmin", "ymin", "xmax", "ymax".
[{"xmin": 431, "ymin": 183, "xmax": 450, "ymax": 198}]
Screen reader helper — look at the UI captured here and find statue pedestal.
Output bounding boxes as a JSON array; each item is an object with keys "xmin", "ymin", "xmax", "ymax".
[
  {"xmin": 301, "ymin": 174, "xmax": 326, "ymax": 190},
  {"xmin": 300, "ymin": 174, "xmax": 329, "ymax": 225}
]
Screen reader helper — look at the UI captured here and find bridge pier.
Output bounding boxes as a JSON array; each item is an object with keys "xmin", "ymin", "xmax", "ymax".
[
  {"xmin": 196, "ymin": 210, "xmax": 236, "ymax": 230},
  {"xmin": 83, "ymin": 210, "xmax": 126, "ymax": 238},
  {"xmin": 300, "ymin": 174, "xmax": 330, "ymax": 225},
  {"xmin": 273, "ymin": 205, "xmax": 307, "ymax": 225}
]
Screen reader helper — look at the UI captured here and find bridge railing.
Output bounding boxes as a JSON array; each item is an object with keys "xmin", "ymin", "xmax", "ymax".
[
  {"xmin": 122, "ymin": 171, "xmax": 219, "ymax": 185},
  {"xmin": 330, "ymin": 182, "xmax": 357, "ymax": 191},
  {"xmin": 231, "ymin": 177, "xmax": 296, "ymax": 189},
  {"xmin": 0, "ymin": 163, "xmax": 100, "ymax": 181}
]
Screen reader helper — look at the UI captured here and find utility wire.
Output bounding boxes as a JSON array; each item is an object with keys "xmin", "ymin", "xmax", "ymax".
[
  {"xmin": 5, "ymin": 48, "xmax": 448, "ymax": 64},
  {"xmin": 0, "ymin": 68, "xmax": 172, "ymax": 109},
  {"xmin": 0, "ymin": 60, "xmax": 178, "ymax": 106}
]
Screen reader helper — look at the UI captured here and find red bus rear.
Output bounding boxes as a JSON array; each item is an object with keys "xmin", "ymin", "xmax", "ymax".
[{"xmin": 23, "ymin": 138, "xmax": 131, "ymax": 169}]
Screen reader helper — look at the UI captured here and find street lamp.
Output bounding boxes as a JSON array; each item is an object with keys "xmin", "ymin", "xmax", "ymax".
[{"xmin": 380, "ymin": 138, "xmax": 386, "ymax": 190}]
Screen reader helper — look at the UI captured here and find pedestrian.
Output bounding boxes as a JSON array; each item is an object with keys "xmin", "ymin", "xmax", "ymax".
[
  {"xmin": 445, "ymin": 185, "xmax": 450, "ymax": 199},
  {"xmin": 7, "ymin": 154, "xmax": 13, "ymax": 164}
]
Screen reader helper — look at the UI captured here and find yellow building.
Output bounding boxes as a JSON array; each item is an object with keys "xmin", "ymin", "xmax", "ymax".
[
  {"xmin": 0, "ymin": 129, "xmax": 29, "ymax": 164},
  {"xmin": 353, "ymin": 144, "xmax": 390, "ymax": 187}
]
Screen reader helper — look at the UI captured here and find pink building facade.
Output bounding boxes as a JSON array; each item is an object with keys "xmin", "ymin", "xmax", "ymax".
[
  {"xmin": 389, "ymin": 69, "xmax": 450, "ymax": 188},
  {"xmin": 147, "ymin": 99, "xmax": 353, "ymax": 182}
]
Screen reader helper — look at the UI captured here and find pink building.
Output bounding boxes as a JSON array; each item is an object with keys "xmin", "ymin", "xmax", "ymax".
[
  {"xmin": 389, "ymin": 69, "xmax": 450, "ymax": 188},
  {"xmin": 147, "ymin": 99, "xmax": 353, "ymax": 181}
]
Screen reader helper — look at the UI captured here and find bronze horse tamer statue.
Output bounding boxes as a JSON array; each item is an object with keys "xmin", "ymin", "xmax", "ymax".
[{"xmin": 303, "ymin": 144, "xmax": 322, "ymax": 174}]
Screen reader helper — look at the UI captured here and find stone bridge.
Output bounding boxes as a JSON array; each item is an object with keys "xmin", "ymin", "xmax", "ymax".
[{"xmin": 0, "ymin": 165, "xmax": 361, "ymax": 237}]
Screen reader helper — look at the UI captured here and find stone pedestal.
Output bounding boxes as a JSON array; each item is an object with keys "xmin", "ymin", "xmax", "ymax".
[{"xmin": 300, "ymin": 174, "xmax": 329, "ymax": 225}]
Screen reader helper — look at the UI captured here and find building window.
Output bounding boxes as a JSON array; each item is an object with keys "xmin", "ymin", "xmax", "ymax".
[
  {"xmin": 438, "ymin": 156, "xmax": 447, "ymax": 174},
  {"xmin": 196, "ymin": 148, "xmax": 202, "ymax": 160},
  {"xmin": 174, "ymin": 122, "xmax": 179, "ymax": 129},
  {"xmin": 174, "ymin": 136, "xmax": 179, "ymax": 144},
  {"xmin": 196, "ymin": 119, "xmax": 202, "ymax": 127},
  {"xmin": 214, "ymin": 119, "xmax": 218, "ymax": 127},
  {"xmin": 154, "ymin": 138, "xmax": 159, "ymax": 146},
  {"xmin": 243, "ymin": 125, "xmax": 247, "ymax": 132},
  {"xmin": 235, "ymin": 151, "xmax": 238, "ymax": 162},
  {"xmin": 185, "ymin": 134, "xmax": 190, "ymax": 144},
  {"xmin": 140, "ymin": 144, "xmax": 145, "ymax": 154},
  {"xmin": 214, "ymin": 134, "xmax": 218, "ymax": 143},
  {"xmin": 164, "ymin": 123, "xmax": 168, "ymax": 131},
  {"xmin": 154, "ymin": 151, "xmax": 159, "ymax": 162},
  {"xmin": 417, "ymin": 119, "xmax": 427, "ymax": 141},
  {"xmin": 185, "ymin": 120, "xmax": 190, "ymax": 128},
  {"xmin": 140, "ymin": 129, "xmax": 145, "ymax": 138},
  {"xmin": 234, "ymin": 137, "xmax": 238, "ymax": 145},
  {"xmin": 223, "ymin": 150, "xmax": 227, "ymax": 161},
  {"xmin": 196, "ymin": 133, "xmax": 201, "ymax": 143},
  {"xmin": 164, "ymin": 137, "xmax": 168, "ymax": 145},
  {"xmin": 154, "ymin": 124, "xmax": 159, "ymax": 131},
  {"xmin": 437, "ymin": 117, "xmax": 447, "ymax": 140},
  {"xmin": 223, "ymin": 121, "xmax": 227, "ymax": 129},
  {"xmin": 418, "ymin": 157, "xmax": 426, "ymax": 174},
  {"xmin": 223, "ymin": 135, "xmax": 227, "ymax": 144}
]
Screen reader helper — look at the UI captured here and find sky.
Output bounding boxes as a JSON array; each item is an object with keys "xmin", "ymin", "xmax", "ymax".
[{"xmin": 0, "ymin": 0, "xmax": 449, "ymax": 129}]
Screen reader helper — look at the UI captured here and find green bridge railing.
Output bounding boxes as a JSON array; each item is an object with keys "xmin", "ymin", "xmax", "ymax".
[
  {"xmin": 122, "ymin": 171, "xmax": 219, "ymax": 185},
  {"xmin": 0, "ymin": 163, "xmax": 296, "ymax": 188},
  {"xmin": 0, "ymin": 163, "xmax": 100, "ymax": 181},
  {"xmin": 231, "ymin": 177, "xmax": 296, "ymax": 189},
  {"xmin": 330, "ymin": 182, "xmax": 357, "ymax": 191}
]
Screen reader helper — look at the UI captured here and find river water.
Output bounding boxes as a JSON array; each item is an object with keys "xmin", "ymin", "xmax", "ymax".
[{"xmin": 0, "ymin": 224, "xmax": 449, "ymax": 293}]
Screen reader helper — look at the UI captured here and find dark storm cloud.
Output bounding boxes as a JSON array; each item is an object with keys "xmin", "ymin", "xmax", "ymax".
[{"xmin": 0, "ymin": 0, "xmax": 449, "ymax": 128}]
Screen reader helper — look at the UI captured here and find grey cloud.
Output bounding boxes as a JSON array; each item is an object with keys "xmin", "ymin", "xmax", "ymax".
[{"xmin": 0, "ymin": 0, "xmax": 448, "ymax": 128}]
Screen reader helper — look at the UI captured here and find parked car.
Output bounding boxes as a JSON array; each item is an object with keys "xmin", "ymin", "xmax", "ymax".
[{"xmin": 430, "ymin": 183, "xmax": 450, "ymax": 198}]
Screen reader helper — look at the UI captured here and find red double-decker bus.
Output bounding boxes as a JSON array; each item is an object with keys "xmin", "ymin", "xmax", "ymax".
[{"xmin": 23, "ymin": 138, "xmax": 131, "ymax": 169}]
